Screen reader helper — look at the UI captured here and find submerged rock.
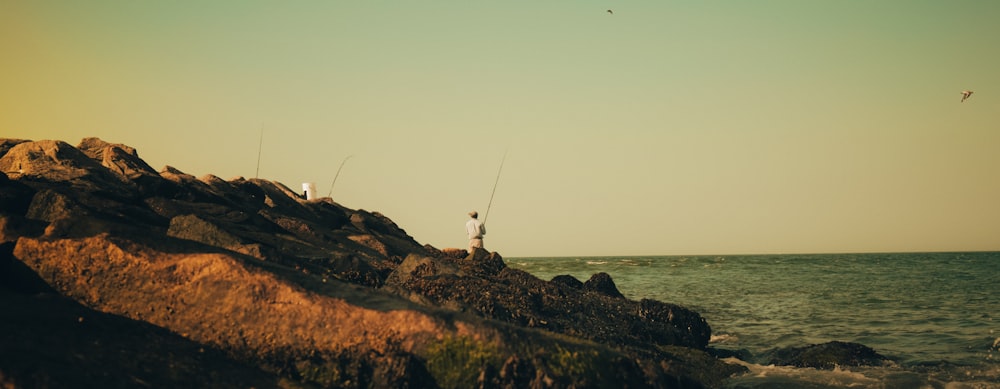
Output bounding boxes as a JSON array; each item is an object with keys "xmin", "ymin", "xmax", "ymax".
[{"xmin": 763, "ymin": 341, "xmax": 889, "ymax": 369}]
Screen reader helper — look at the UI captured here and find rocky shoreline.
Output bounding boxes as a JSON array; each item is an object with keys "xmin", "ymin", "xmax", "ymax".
[{"xmin": 0, "ymin": 138, "xmax": 886, "ymax": 388}]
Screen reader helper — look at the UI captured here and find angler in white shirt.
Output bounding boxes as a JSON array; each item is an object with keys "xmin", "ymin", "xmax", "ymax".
[{"xmin": 465, "ymin": 211, "xmax": 486, "ymax": 253}]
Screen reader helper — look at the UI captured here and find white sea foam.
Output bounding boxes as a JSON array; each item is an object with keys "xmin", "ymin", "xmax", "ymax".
[
  {"xmin": 710, "ymin": 333, "xmax": 738, "ymax": 344},
  {"xmin": 722, "ymin": 358, "xmax": 1000, "ymax": 388},
  {"xmin": 723, "ymin": 358, "xmax": 881, "ymax": 388}
]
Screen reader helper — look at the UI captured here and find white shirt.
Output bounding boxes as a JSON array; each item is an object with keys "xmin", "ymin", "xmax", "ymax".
[{"xmin": 466, "ymin": 218, "xmax": 485, "ymax": 239}]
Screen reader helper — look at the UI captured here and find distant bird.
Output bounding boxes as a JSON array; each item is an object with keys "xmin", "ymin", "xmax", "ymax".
[
  {"xmin": 607, "ymin": 9, "xmax": 613, "ymax": 14},
  {"xmin": 961, "ymin": 90, "xmax": 973, "ymax": 102}
]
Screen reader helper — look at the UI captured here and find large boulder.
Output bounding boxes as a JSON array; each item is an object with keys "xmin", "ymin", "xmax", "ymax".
[
  {"xmin": 0, "ymin": 139, "xmax": 30, "ymax": 158},
  {"xmin": 76, "ymin": 137, "xmax": 159, "ymax": 180},
  {"xmin": 583, "ymin": 272, "xmax": 625, "ymax": 298},
  {"xmin": 167, "ymin": 214, "xmax": 264, "ymax": 258},
  {"xmin": 0, "ymin": 175, "xmax": 35, "ymax": 219},
  {"xmin": 0, "ymin": 140, "xmax": 137, "ymax": 197}
]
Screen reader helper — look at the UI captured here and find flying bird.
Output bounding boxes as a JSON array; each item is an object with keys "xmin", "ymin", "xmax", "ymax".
[
  {"xmin": 961, "ymin": 90, "xmax": 973, "ymax": 102},
  {"xmin": 607, "ymin": 9, "xmax": 613, "ymax": 14}
]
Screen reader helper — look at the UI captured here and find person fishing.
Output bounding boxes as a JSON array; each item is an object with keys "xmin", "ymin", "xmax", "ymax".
[{"xmin": 466, "ymin": 211, "xmax": 486, "ymax": 253}]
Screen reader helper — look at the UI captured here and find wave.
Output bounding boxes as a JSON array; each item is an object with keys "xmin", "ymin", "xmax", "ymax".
[
  {"xmin": 508, "ymin": 252, "xmax": 1000, "ymax": 388},
  {"xmin": 710, "ymin": 333, "xmax": 739, "ymax": 344},
  {"xmin": 721, "ymin": 358, "xmax": 1000, "ymax": 389}
]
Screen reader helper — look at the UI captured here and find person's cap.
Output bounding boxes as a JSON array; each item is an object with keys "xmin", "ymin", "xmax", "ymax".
[{"xmin": 469, "ymin": 211, "xmax": 478, "ymax": 217}]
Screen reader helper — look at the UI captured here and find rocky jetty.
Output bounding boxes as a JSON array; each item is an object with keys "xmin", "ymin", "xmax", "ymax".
[{"xmin": 0, "ymin": 138, "xmax": 884, "ymax": 388}]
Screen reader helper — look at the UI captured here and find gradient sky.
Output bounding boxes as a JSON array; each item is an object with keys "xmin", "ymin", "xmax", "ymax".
[{"xmin": 3, "ymin": 1, "xmax": 998, "ymax": 257}]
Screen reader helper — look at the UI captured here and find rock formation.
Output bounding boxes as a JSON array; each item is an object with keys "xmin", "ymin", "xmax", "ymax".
[{"xmin": 0, "ymin": 138, "xmax": 758, "ymax": 387}]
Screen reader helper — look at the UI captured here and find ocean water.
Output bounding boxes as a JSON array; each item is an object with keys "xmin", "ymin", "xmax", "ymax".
[{"xmin": 507, "ymin": 252, "xmax": 1000, "ymax": 388}]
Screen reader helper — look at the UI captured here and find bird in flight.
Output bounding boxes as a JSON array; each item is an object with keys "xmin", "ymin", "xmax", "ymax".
[
  {"xmin": 961, "ymin": 90, "xmax": 973, "ymax": 102},
  {"xmin": 607, "ymin": 9, "xmax": 613, "ymax": 14}
]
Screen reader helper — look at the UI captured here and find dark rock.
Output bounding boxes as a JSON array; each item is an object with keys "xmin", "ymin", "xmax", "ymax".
[
  {"xmin": 385, "ymin": 254, "xmax": 449, "ymax": 282},
  {"xmin": 584, "ymin": 272, "xmax": 625, "ymax": 298},
  {"xmin": 386, "ymin": 252, "xmax": 713, "ymax": 350},
  {"xmin": 435, "ymin": 247, "xmax": 467, "ymax": 259},
  {"xmin": 464, "ymin": 248, "xmax": 506, "ymax": 276},
  {"xmin": 550, "ymin": 274, "xmax": 584, "ymax": 290},
  {"xmin": 158, "ymin": 166, "xmax": 232, "ymax": 204},
  {"xmin": 26, "ymin": 189, "xmax": 119, "ymax": 239},
  {"xmin": 26, "ymin": 189, "xmax": 84, "ymax": 223},
  {"xmin": 168, "ymin": 214, "xmax": 245, "ymax": 248},
  {"xmin": 347, "ymin": 209, "xmax": 427, "ymax": 260},
  {"xmin": 764, "ymin": 341, "xmax": 889, "ymax": 369},
  {"xmin": 370, "ymin": 352, "xmax": 436, "ymax": 388},
  {"xmin": 0, "ymin": 290, "xmax": 277, "ymax": 388},
  {"xmin": 651, "ymin": 345, "xmax": 750, "ymax": 388},
  {"xmin": 0, "ymin": 215, "xmax": 47, "ymax": 244},
  {"xmin": 0, "ymin": 174, "xmax": 37, "ymax": 218},
  {"xmin": 635, "ymin": 298, "xmax": 712, "ymax": 348},
  {"xmin": 167, "ymin": 214, "xmax": 264, "ymax": 258},
  {"xmin": 324, "ymin": 254, "xmax": 384, "ymax": 288},
  {"xmin": 0, "ymin": 241, "xmax": 55, "ymax": 294},
  {"xmin": 707, "ymin": 347, "xmax": 753, "ymax": 361}
]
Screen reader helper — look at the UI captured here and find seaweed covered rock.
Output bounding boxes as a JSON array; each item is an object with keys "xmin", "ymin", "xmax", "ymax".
[
  {"xmin": 583, "ymin": 272, "xmax": 625, "ymax": 298},
  {"xmin": 550, "ymin": 274, "xmax": 584, "ymax": 290},
  {"xmin": 384, "ymin": 252, "xmax": 712, "ymax": 350},
  {"xmin": 763, "ymin": 341, "xmax": 889, "ymax": 369}
]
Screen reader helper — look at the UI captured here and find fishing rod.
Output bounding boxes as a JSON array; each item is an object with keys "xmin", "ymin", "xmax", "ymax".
[
  {"xmin": 254, "ymin": 125, "xmax": 264, "ymax": 179},
  {"xmin": 327, "ymin": 155, "xmax": 354, "ymax": 197},
  {"xmin": 483, "ymin": 149, "xmax": 507, "ymax": 224}
]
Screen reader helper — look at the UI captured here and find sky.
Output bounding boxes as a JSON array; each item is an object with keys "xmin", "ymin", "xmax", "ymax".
[{"xmin": 2, "ymin": 1, "xmax": 999, "ymax": 257}]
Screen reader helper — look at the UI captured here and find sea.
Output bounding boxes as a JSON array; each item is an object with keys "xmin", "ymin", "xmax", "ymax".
[{"xmin": 506, "ymin": 252, "xmax": 1000, "ymax": 388}]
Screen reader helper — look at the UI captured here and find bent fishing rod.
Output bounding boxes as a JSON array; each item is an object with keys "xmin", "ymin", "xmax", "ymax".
[{"xmin": 327, "ymin": 155, "xmax": 354, "ymax": 197}]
